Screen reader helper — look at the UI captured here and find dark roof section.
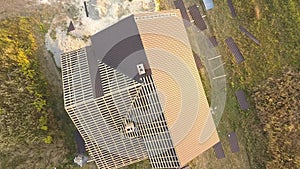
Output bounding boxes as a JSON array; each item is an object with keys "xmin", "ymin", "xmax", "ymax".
[
  {"xmin": 209, "ymin": 36, "xmax": 218, "ymax": 47},
  {"xmin": 225, "ymin": 37, "xmax": 244, "ymax": 64},
  {"xmin": 213, "ymin": 142, "xmax": 225, "ymax": 159},
  {"xmin": 174, "ymin": 0, "xmax": 191, "ymax": 27},
  {"xmin": 67, "ymin": 21, "xmax": 75, "ymax": 33},
  {"xmin": 74, "ymin": 130, "xmax": 86, "ymax": 154},
  {"xmin": 101, "ymin": 35, "xmax": 146, "ymax": 75},
  {"xmin": 188, "ymin": 5, "xmax": 207, "ymax": 31},
  {"xmin": 202, "ymin": 0, "xmax": 214, "ymax": 10},
  {"xmin": 239, "ymin": 26, "xmax": 261, "ymax": 45},
  {"xmin": 87, "ymin": 15, "xmax": 150, "ymax": 98},
  {"xmin": 235, "ymin": 90, "xmax": 250, "ymax": 110},
  {"xmin": 94, "ymin": 69, "xmax": 104, "ymax": 97},
  {"xmin": 86, "ymin": 45, "xmax": 100, "ymax": 98},
  {"xmin": 228, "ymin": 132, "xmax": 240, "ymax": 153},
  {"xmin": 192, "ymin": 51, "xmax": 203, "ymax": 71},
  {"xmin": 227, "ymin": 0, "xmax": 237, "ymax": 17},
  {"xmin": 84, "ymin": 1, "xmax": 89, "ymax": 17}
]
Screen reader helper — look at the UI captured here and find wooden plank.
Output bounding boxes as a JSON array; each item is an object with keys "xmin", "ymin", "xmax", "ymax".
[
  {"xmin": 188, "ymin": 5, "xmax": 207, "ymax": 31},
  {"xmin": 225, "ymin": 37, "xmax": 244, "ymax": 64},
  {"xmin": 228, "ymin": 132, "xmax": 240, "ymax": 153},
  {"xmin": 235, "ymin": 90, "xmax": 250, "ymax": 110},
  {"xmin": 227, "ymin": 0, "xmax": 237, "ymax": 17},
  {"xmin": 239, "ymin": 26, "xmax": 260, "ymax": 45},
  {"xmin": 84, "ymin": 1, "xmax": 89, "ymax": 17}
]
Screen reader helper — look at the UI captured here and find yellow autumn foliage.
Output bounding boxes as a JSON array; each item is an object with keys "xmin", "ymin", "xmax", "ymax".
[{"xmin": 0, "ymin": 17, "xmax": 50, "ymax": 146}]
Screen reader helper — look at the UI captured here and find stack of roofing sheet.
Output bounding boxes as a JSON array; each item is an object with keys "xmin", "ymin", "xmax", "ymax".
[
  {"xmin": 227, "ymin": 0, "xmax": 237, "ymax": 17},
  {"xmin": 239, "ymin": 26, "xmax": 260, "ymax": 45},
  {"xmin": 225, "ymin": 37, "xmax": 244, "ymax": 64},
  {"xmin": 192, "ymin": 51, "xmax": 204, "ymax": 70},
  {"xmin": 209, "ymin": 36, "xmax": 218, "ymax": 47},
  {"xmin": 188, "ymin": 5, "xmax": 207, "ymax": 31},
  {"xmin": 213, "ymin": 142, "xmax": 225, "ymax": 159},
  {"xmin": 228, "ymin": 132, "xmax": 240, "ymax": 153},
  {"xmin": 235, "ymin": 90, "xmax": 250, "ymax": 110},
  {"xmin": 174, "ymin": 0, "xmax": 190, "ymax": 24}
]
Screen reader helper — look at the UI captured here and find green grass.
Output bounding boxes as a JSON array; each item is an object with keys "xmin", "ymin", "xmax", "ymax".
[{"xmin": 203, "ymin": 0, "xmax": 299, "ymax": 168}]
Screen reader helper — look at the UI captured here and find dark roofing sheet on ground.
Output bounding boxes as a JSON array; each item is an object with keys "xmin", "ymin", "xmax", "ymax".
[
  {"xmin": 188, "ymin": 5, "xmax": 207, "ymax": 31},
  {"xmin": 227, "ymin": 0, "xmax": 237, "ymax": 17},
  {"xmin": 225, "ymin": 37, "xmax": 244, "ymax": 64},
  {"xmin": 192, "ymin": 51, "xmax": 203, "ymax": 70},
  {"xmin": 228, "ymin": 132, "xmax": 240, "ymax": 153},
  {"xmin": 235, "ymin": 90, "xmax": 250, "ymax": 110},
  {"xmin": 209, "ymin": 36, "xmax": 218, "ymax": 47},
  {"xmin": 174, "ymin": 0, "xmax": 191, "ymax": 27},
  {"xmin": 202, "ymin": 0, "xmax": 214, "ymax": 10},
  {"xmin": 67, "ymin": 21, "xmax": 75, "ymax": 33},
  {"xmin": 239, "ymin": 26, "xmax": 261, "ymax": 45},
  {"xmin": 213, "ymin": 142, "xmax": 225, "ymax": 159}
]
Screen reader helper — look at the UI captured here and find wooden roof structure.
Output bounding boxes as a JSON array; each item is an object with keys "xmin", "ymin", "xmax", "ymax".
[
  {"xmin": 135, "ymin": 10, "xmax": 219, "ymax": 167},
  {"xmin": 62, "ymin": 10, "xmax": 219, "ymax": 169}
]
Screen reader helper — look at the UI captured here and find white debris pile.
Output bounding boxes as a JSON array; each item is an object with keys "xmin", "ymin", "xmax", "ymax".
[
  {"xmin": 36, "ymin": 0, "xmax": 52, "ymax": 5},
  {"xmin": 45, "ymin": 0, "xmax": 155, "ymax": 67}
]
